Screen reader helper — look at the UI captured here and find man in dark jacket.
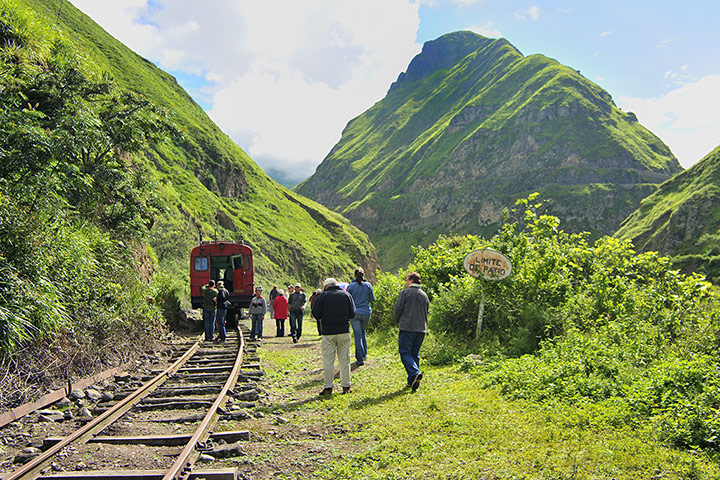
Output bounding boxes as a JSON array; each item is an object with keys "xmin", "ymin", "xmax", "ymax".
[
  {"xmin": 394, "ymin": 271, "xmax": 430, "ymax": 392},
  {"xmin": 312, "ymin": 277, "xmax": 356, "ymax": 395},
  {"xmin": 200, "ymin": 280, "xmax": 218, "ymax": 341},
  {"xmin": 215, "ymin": 281, "xmax": 230, "ymax": 342},
  {"xmin": 288, "ymin": 283, "xmax": 307, "ymax": 343}
]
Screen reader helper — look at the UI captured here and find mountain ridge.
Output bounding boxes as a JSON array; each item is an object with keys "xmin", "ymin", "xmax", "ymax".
[
  {"xmin": 296, "ymin": 31, "xmax": 681, "ymax": 270},
  {"xmin": 616, "ymin": 144, "xmax": 720, "ymax": 281}
]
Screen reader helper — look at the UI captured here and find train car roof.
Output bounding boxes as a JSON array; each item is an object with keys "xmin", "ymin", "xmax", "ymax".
[{"xmin": 190, "ymin": 241, "xmax": 252, "ymax": 255}]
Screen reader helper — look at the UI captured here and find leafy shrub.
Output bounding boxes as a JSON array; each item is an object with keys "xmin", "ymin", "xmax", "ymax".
[
  {"xmin": 375, "ymin": 193, "xmax": 720, "ymax": 452},
  {"xmin": 421, "ymin": 331, "xmax": 470, "ymax": 366},
  {"xmin": 0, "ymin": 4, "xmax": 171, "ymax": 354},
  {"xmin": 368, "ymin": 270, "xmax": 407, "ymax": 333}
]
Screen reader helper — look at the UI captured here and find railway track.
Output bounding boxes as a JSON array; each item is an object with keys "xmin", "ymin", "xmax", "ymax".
[{"xmin": 0, "ymin": 325, "xmax": 262, "ymax": 480}]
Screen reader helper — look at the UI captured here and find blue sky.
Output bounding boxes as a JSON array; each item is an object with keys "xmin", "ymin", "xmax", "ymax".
[
  {"xmin": 68, "ymin": 1, "xmax": 720, "ymax": 185},
  {"xmin": 417, "ymin": 1, "xmax": 720, "ymax": 99}
]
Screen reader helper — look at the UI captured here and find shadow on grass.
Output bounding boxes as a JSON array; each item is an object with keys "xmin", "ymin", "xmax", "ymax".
[
  {"xmin": 348, "ymin": 387, "xmax": 408, "ymax": 409},
  {"xmin": 266, "ymin": 385, "xmax": 356, "ymax": 413},
  {"xmin": 293, "ymin": 365, "xmax": 362, "ymax": 390}
]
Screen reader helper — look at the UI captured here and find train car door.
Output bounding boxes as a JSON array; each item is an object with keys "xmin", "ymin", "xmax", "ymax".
[
  {"xmin": 232, "ymin": 253, "xmax": 253, "ymax": 294},
  {"xmin": 190, "ymin": 254, "xmax": 210, "ymax": 309}
]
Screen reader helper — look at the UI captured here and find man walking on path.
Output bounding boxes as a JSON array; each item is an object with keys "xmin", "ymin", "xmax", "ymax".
[
  {"xmin": 288, "ymin": 283, "xmax": 307, "ymax": 343},
  {"xmin": 394, "ymin": 272, "xmax": 429, "ymax": 392},
  {"xmin": 215, "ymin": 280, "xmax": 230, "ymax": 342},
  {"xmin": 201, "ymin": 280, "xmax": 218, "ymax": 341},
  {"xmin": 312, "ymin": 278, "xmax": 356, "ymax": 395}
]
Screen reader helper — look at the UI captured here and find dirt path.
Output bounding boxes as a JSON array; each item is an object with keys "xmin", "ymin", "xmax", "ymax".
[{"xmin": 227, "ymin": 317, "xmax": 366, "ymax": 479}]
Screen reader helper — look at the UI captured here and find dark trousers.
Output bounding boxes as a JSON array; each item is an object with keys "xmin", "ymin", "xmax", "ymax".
[
  {"xmin": 215, "ymin": 308, "xmax": 227, "ymax": 341},
  {"xmin": 290, "ymin": 309, "xmax": 304, "ymax": 339},
  {"xmin": 399, "ymin": 330, "xmax": 425, "ymax": 385},
  {"xmin": 203, "ymin": 309, "xmax": 216, "ymax": 341},
  {"xmin": 275, "ymin": 318, "xmax": 285, "ymax": 337}
]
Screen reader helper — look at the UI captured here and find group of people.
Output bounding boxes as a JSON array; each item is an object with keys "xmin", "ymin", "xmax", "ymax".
[
  {"xmin": 200, "ymin": 267, "xmax": 430, "ymax": 395},
  {"xmin": 310, "ymin": 268, "xmax": 429, "ymax": 395},
  {"xmin": 247, "ymin": 283, "xmax": 308, "ymax": 342},
  {"xmin": 199, "ymin": 279, "xmax": 232, "ymax": 343}
]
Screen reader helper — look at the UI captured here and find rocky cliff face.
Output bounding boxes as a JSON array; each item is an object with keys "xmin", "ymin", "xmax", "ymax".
[{"xmin": 296, "ymin": 31, "xmax": 682, "ymax": 270}]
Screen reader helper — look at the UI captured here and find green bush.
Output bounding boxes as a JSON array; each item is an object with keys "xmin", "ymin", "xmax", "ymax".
[
  {"xmin": 374, "ymin": 193, "xmax": 720, "ymax": 452},
  {"xmin": 0, "ymin": 3, "xmax": 170, "ymax": 354},
  {"xmin": 368, "ymin": 270, "xmax": 407, "ymax": 333}
]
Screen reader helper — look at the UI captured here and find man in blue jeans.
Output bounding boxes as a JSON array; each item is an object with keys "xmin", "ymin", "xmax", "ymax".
[
  {"xmin": 394, "ymin": 271, "xmax": 429, "ymax": 392},
  {"xmin": 200, "ymin": 280, "xmax": 218, "ymax": 342},
  {"xmin": 288, "ymin": 283, "xmax": 306, "ymax": 343},
  {"xmin": 215, "ymin": 280, "xmax": 230, "ymax": 342}
]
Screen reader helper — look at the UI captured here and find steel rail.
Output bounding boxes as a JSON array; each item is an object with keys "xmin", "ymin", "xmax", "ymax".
[
  {"xmin": 162, "ymin": 327, "xmax": 245, "ymax": 480},
  {"xmin": 0, "ymin": 365, "xmax": 129, "ymax": 429},
  {"xmin": 3, "ymin": 336, "xmax": 203, "ymax": 480}
]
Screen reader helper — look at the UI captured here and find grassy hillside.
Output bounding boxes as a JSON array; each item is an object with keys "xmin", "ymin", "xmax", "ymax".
[
  {"xmin": 20, "ymin": 0, "xmax": 378, "ymax": 289},
  {"xmin": 235, "ymin": 331, "xmax": 720, "ymax": 479},
  {"xmin": 616, "ymin": 144, "xmax": 720, "ymax": 281},
  {"xmin": 296, "ymin": 31, "xmax": 681, "ymax": 271}
]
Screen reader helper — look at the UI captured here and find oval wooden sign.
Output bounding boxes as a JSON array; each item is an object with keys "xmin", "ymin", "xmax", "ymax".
[{"xmin": 463, "ymin": 248, "xmax": 512, "ymax": 281}]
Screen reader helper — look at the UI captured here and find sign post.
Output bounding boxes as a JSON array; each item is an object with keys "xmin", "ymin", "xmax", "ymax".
[{"xmin": 463, "ymin": 248, "xmax": 513, "ymax": 340}]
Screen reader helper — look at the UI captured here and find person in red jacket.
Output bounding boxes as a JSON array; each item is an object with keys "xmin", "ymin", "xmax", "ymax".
[{"xmin": 273, "ymin": 289, "xmax": 288, "ymax": 337}]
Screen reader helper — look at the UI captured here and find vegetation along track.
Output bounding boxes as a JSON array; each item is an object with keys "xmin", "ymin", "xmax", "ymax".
[{"xmin": 0, "ymin": 326, "xmax": 263, "ymax": 480}]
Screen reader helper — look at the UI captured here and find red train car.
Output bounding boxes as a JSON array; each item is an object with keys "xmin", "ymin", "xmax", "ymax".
[{"xmin": 190, "ymin": 241, "xmax": 254, "ymax": 309}]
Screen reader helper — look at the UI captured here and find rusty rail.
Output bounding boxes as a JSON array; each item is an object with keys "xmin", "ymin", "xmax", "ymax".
[
  {"xmin": 163, "ymin": 327, "xmax": 245, "ymax": 480},
  {"xmin": 3, "ymin": 337, "xmax": 203, "ymax": 480},
  {"xmin": 0, "ymin": 365, "xmax": 129, "ymax": 429}
]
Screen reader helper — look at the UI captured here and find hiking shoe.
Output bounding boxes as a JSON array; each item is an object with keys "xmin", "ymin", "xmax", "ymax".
[
  {"xmin": 319, "ymin": 388, "xmax": 333, "ymax": 396},
  {"xmin": 342, "ymin": 386, "xmax": 352, "ymax": 394},
  {"xmin": 411, "ymin": 373, "xmax": 423, "ymax": 392},
  {"xmin": 292, "ymin": 337, "xmax": 298, "ymax": 343}
]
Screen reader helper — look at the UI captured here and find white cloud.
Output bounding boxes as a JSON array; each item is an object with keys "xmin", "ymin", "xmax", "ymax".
[
  {"xmin": 528, "ymin": 6, "xmax": 541, "ymax": 21},
  {"xmin": 469, "ymin": 21, "xmax": 502, "ymax": 38},
  {"xmin": 68, "ymin": 0, "xmax": 164, "ymax": 57},
  {"xmin": 68, "ymin": 0, "xmax": 421, "ymax": 184},
  {"xmin": 515, "ymin": 5, "xmax": 540, "ymax": 21},
  {"xmin": 619, "ymin": 74, "xmax": 720, "ymax": 168}
]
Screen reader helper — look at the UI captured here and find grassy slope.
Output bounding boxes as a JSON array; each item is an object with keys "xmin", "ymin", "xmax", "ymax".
[
  {"xmin": 617, "ymin": 145, "xmax": 720, "ymax": 244},
  {"xmin": 616, "ymin": 145, "xmax": 720, "ymax": 277},
  {"xmin": 296, "ymin": 31, "xmax": 681, "ymax": 271},
  {"xmin": 20, "ymin": 0, "xmax": 378, "ymax": 288},
  {"xmin": 230, "ymin": 321, "xmax": 720, "ymax": 479}
]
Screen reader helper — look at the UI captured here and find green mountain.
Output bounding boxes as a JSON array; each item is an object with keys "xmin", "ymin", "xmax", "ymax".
[
  {"xmin": 19, "ymin": 0, "xmax": 378, "ymax": 286},
  {"xmin": 295, "ymin": 31, "xmax": 682, "ymax": 270},
  {"xmin": 616, "ymin": 145, "xmax": 720, "ymax": 281}
]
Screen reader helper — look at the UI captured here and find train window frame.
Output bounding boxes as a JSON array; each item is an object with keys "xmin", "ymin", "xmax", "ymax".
[
  {"xmin": 232, "ymin": 255, "xmax": 243, "ymax": 270},
  {"xmin": 194, "ymin": 256, "xmax": 209, "ymax": 271}
]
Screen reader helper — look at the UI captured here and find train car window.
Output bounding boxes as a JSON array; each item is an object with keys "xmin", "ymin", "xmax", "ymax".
[
  {"xmin": 194, "ymin": 257, "xmax": 209, "ymax": 271},
  {"xmin": 232, "ymin": 256, "xmax": 243, "ymax": 270},
  {"xmin": 231, "ymin": 254, "xmax": 252, "ymax": 271},
  {"xmin": 211, "ymin": 256, "xmax": 232, "ymax": 269}
]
